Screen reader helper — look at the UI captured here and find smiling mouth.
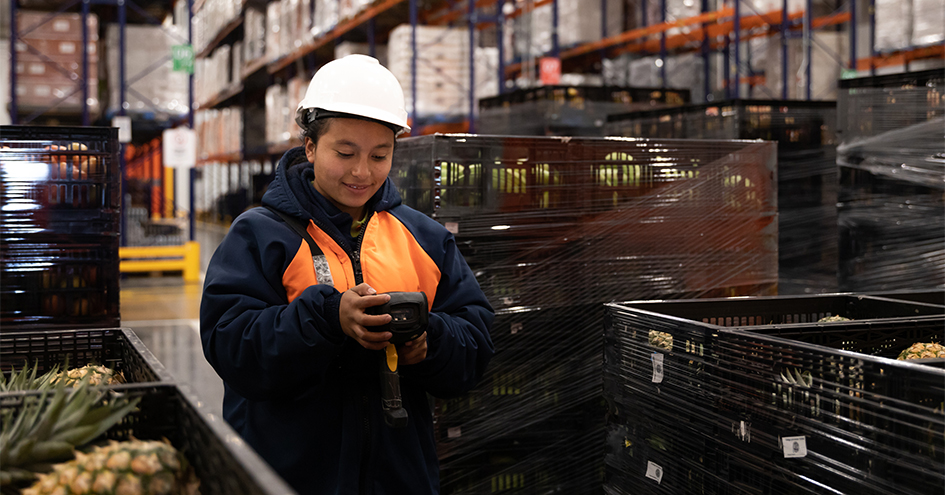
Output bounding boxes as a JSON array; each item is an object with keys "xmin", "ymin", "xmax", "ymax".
[{"xmin": 345, "ymin": 183, "xmax": 371, "ymax": 190}]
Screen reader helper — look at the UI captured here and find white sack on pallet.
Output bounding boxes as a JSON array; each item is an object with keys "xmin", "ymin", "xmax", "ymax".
[
  {"xmin": 388, "ymin": 25, "xmax": 471, "ymax": 118},
  {"xmin": 106, "ymin": 24, "xmax": 188, "ymax": 116},
  {"xmin": 510, "ymin": 0, "xmax": 622, "ymax": 61},
  {"xmin": 912, "ymin": 0, "xmax": 945, "ymax": 46},
  {"xmin": 874, "ymin": 0, "xmax": 912, "ymax": 51},
  {"xmin": 761, "ymin": 32, "xmax": 848, "ymax": 101},
  {"xmin": 335, "ymin": 42, "xmax": 388, "ymax": 68}
]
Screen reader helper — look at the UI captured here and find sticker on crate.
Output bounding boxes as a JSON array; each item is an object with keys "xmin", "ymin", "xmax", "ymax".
[
  {"xmin": 645, "ymin": 461, "xmax": 663, "ymax": 483},
  {"xmin": 781, "ymin": 435, "xmax": 808, "ymax": 458},
  {"xmin": 651, "ymin": 353, "xmax": 664, "ymax": 383},
  {"xmin": 733, "ymin": 420, "xmax": 751, "ymax": 442}
]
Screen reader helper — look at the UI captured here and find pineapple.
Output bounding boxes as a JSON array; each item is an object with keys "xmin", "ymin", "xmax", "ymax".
[
  {"xmin": 53, "ymin": 364, "xmax": 126, "ymax": 387},
  {"xmin": 896, "ymin": 342, "xmax": 945, "ymax": 360},
  {"xmin": 22, "ymin": 439, "xmax": 200, "ymax": 495},
  {"xmin": 0, "ymin": 377, "xmax": 140, "ymax": 487},
  {"xmin": 818, "ymin": 315, "xmax": 851, "ymax": 322},
  {"xmin": 648, "ymin": 330, "xmax": 673, "ymax": 351}
]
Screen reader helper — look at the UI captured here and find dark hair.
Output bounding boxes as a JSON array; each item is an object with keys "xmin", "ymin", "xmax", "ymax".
[
  {"xmin": 296, "ymin": 109, "xmax": 335, "ymax": 144},
  {"xmin": 296, "ymin": 108, "xmax": 400, "ymax": 148}
]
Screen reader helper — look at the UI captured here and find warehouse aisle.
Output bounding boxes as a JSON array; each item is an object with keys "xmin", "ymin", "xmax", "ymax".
[{"xmin": 119, "ymin": 222, "xmax": 228, "ymax": 417}]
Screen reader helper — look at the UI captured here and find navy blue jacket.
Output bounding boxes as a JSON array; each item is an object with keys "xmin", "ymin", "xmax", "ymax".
[{"xmin": 200, "ymin": 147, "xmax": 494, "ymax": 494}]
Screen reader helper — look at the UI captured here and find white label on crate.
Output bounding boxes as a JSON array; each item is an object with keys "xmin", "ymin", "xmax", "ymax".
[
  {"xmin": 53, "ymin": 20, "xmax": 70, "ymax": 32},
  {"xmin": 59, "ymin": 41, "xmax": 76, "ymax": 54},
  {"xmin": 444, "ymin": 222, "xmax": 459, "ymax": 234},
  {"xmin": 781, "ymin": 436, "xmax": 807, "ymax": 458},
  {"xmin": 447, "ymin": 427, "xmax": 462, "ymax": 439},
  {"xmin": 645, "ymin": 461, "xmax": 663, "ymax": 484},
  {"xmin": 510, "ymin": 323, "xmax": 522, "ymax": 335},
  {"xmin": 651, "ymin": 353, "xmax": 664, "ymax": 383}
]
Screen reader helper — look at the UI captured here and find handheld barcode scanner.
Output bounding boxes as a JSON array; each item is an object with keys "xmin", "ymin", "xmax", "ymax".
[{"xmin": 366, "ymin": 292, "xmax": 428, "ymax": 428}]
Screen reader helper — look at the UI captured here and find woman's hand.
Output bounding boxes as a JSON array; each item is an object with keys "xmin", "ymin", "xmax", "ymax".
[
  {"xmin": 398, "ymin": 332, "xmax": 428, "ymax": 365},
  {"xmin": 339, "ymin": 283, "xmax": 392, "ymax": 351}
]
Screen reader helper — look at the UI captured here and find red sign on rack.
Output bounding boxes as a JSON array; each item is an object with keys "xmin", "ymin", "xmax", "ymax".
[{"xmin": 540, "ymin": 57, "xmax": 561, "ymax": 85}]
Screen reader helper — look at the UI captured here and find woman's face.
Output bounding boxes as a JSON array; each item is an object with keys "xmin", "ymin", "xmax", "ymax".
[{"xmin": 305, "ymin": 118, "xmax": 395, "ymax": 220}]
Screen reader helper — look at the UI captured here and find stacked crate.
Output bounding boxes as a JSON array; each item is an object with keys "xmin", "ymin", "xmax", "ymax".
[
  {"xmin": 606, "ymin": 100, "xmax": 839, "ymax": 295},
  {"xmin": 13, "ymin": 11, "xmax": 100, "ymax": 115},
  {"xmin": 478, "ymin": 86, "xmax": 690, "ymax": 137},
  {"xmin": 0, "ymin": 328, "xmax": 297, "ymax": 494},
  {"xmin": 1, "ymin": 126, "xmax": 121, "ymax": 330},
  {"xmin": 604, "ymin": 295, "xmax": 945, "ymax": 494},
  {"xmin": 836, "ymin": 70, "xmax": 945, "ymax": 292},
  {"xmin": 392, "ymin": 134, "xmax": 779, "ymax": 493}
]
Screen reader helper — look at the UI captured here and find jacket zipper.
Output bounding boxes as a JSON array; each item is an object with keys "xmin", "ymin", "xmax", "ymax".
[
  {"xmin": 353, "ymin": 211, "xmax": 373, "ymax": 495},
  {"xmin": 304, "ymin": 209, "xmax": 376, "ymax": 495}
]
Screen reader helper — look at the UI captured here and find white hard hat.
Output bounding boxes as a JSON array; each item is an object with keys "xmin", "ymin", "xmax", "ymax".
[{"xmin": 297, "ymin": 54, "xmax": 410, "ymax": 135}]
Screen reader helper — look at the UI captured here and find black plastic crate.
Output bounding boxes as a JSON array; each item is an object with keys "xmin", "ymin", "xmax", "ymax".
[
  {"xmin": 0, "ymin": 327, "xmax": 173, "ymax": 384},
  {"xmin": 713, "ymin": 329, "xmax": 944, "ymax": 495},
  {"xmin": 0, "ymin": 125, "xmax": 121, "ymax": 236},
  {"xmin": 477, "ymin": 85, "xmax": 690, "ymax": 137},
  {"xmin": 0, "ymin": 384, "xmax": 296, "ymax": 495},
  {"xmin": 440, "ymin": 409, "xmax": 605, "ymax": 495},
  {"xmin": 623, "ymin": 294, "xmax": 944, "ymax": 356},
  {"xmin": 837, "ymin": 69, "xmax": 945, "ymax": 89},
  {"xmin": 866, "ymin": 290, "xmax": 945, "ymax": 306},
  {"xmin": 392, "ymin": 134, "xmax": 779, "ymax": 309},
  {"xmin": 604, "ymin": 418, "xmax": 723, "ymax": 495},
  {"xmin": 604, "ymin": 100, "xmax": 839, "ymax": 294},
  {"xmin": 836, "ymin": 70, "xmax": 944, "ymax": 143},
  {"xmin": 1, "ymin": 235, "xmax": 120, "ymax": 330},
  {"xmin": 836, "ymin": 113, "xmax": 944, "ymax": 293},
  {"xmin": 608, "ymin": 294, "xmax": 945, "ymax": 495}
]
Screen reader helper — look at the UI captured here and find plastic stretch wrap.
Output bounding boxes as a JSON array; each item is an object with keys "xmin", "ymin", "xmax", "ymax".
[
  {"xmin": 0, "ymin": 126, "xmax": 121, "ymax": 330},
  {"xmin": 837, "ymin": 70, "xmax": 944, "ymax": 143},
  {"xmin": 606, "ymin": 100, "xmax": 839, "ymax": 294},
  {"xmin": 837, "ymin": 72, "xmax": 945, "ymax": 292},
  {"xmin": 478, "ymin": 86, "xmax": 690, "ymax": 137},
  {"xmin": 604, "ymin": 295, "xmax": 945, "ymax": 495},
  {"xmin": 391, "ymin": 134, "xmax": 778, "ymax": 493}
]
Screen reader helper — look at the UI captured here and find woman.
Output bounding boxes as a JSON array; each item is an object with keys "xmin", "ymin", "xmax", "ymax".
[{"xmin": 200, "ymin": 55, "xmax": 495, "ymax": 494}]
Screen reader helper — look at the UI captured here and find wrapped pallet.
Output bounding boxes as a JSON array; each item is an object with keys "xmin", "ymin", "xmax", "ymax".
[
  {"xmin": 106, "ymin": 24, "xmax": 189, "ymax": 116},
  {"xmin": 388, "ymin": 25, "xmax": 499, "ymax": 119},
  {"xmin": 836, "ymin": 71, "xmax": 945, "ymax": 292},
  {"xmin": 15, "ymin": 11, "xmax": 100, "ymax": 114},
  {"xmin": 390, "ymin": 134, "xmax": 778, "ymax": 494}
]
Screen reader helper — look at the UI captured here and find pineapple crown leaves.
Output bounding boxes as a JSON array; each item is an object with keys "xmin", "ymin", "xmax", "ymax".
[
  {"xmin": 779, "ymin": 368, "xmax": 813, "ymax": 388},
  {"xmin": 0, "ymin": 362, "xmax": 61, "ymax": 393},
  {"xmin": 0, "ymin": 375, "xmax": 142, "ymax": 485}
]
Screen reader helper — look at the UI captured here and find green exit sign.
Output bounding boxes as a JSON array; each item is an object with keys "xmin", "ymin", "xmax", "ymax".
[{"xmin": 172, "ymin": 44, "xmax": 194, "ymax": 74}]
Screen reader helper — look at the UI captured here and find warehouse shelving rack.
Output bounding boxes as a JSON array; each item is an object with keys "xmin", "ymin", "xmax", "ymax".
[
  {"xmin": 10, "ymin": 0, "xmax": 942, "ymax": 228},
  {"xmin": 8, "ymin": 0, "xmax": 202, "ymax": 277}
]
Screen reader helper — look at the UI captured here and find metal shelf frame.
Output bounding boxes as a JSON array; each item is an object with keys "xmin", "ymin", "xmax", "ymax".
[{"xmin": 9, "ymin": 0, "xmax": 196, "ymax": 243}]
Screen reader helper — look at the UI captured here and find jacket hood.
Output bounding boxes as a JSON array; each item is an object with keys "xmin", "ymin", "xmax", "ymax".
[{"xmin": 261, "ymin": 146, "xmax": 403, "ymax": 223}]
